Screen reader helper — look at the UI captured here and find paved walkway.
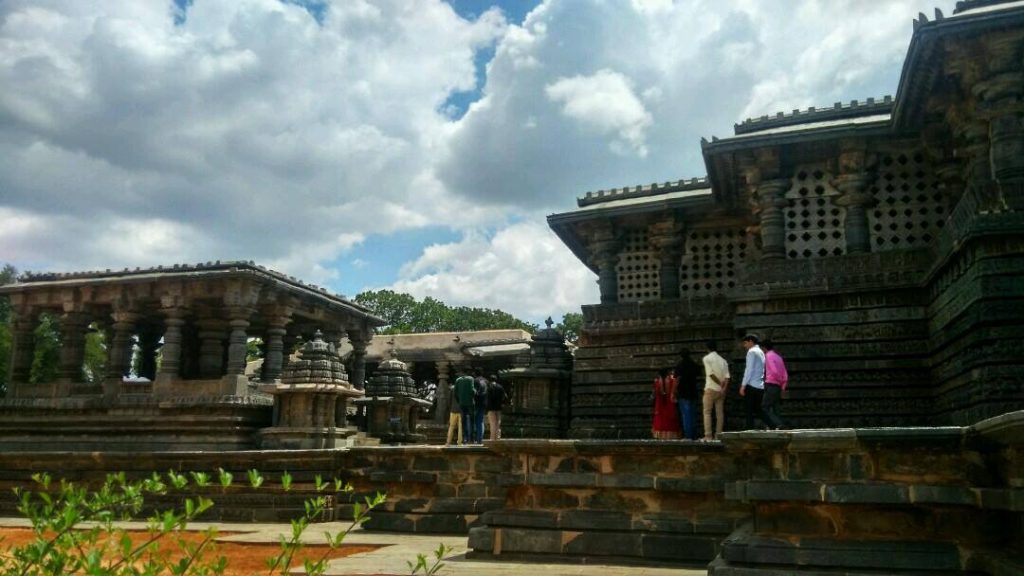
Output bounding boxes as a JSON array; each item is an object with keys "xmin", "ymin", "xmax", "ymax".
[{"xmin": 0, "ymin": 518, "xmax": 706, "ymax": 576}]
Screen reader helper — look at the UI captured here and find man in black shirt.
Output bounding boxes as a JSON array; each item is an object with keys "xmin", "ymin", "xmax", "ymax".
[{"xmin": 674, "ymin": 348, "xmax": 700, "ymax": 440}]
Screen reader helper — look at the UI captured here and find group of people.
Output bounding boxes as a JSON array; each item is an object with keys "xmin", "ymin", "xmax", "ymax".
[
  {"xmin": 652, "ymin": 334, "xmax": 789, "ymax": 441},
  {"xmin": 445, "ymin": 368, "xmax": 507, "ymax": 445}
]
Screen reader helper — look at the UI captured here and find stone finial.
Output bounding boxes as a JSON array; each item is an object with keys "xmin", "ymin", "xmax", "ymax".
[{"xmin": 545, "ymin": 317, "xmax": 554, "ymax": 328}]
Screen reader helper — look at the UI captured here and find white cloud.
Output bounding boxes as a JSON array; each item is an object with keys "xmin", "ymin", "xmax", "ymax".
[
  {"xmin": 0, "ymin": 0, "xmax": 957, "ymax": 318},
  {"xmin": 0, "ymin": 0, "xmax": 506, "ymax": 274},
  {"xmin": 546, "ymin": 69, "xmax": 652, "ymax": 157},
  {"xmin": 390, "ymin": 221, "xmax": 598, "ymax": 322}
]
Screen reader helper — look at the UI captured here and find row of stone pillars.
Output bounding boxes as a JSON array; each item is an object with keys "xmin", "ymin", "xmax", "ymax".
[{"xmin": 7, "ymin": 306, "xmax": 370, "ymax": 396}]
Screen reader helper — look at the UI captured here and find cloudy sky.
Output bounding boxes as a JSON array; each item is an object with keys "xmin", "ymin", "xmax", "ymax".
[{"xmin": 0, "ymin": 0, "xmax": 955, "ymax": 323}]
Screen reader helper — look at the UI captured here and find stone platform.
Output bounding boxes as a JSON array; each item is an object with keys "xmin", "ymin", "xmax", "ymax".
[
  {"xmin": 0, "ymin": 412, "xmax": 1019, "ymax": 574},
  {"xmin": 0, "ymin": 394, "xmax": 272, "ymax": 451}
]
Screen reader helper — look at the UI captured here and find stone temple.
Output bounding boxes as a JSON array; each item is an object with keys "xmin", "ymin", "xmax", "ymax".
[
  {"xmin": 549, "ymin": 0, "xmax": 1024, "ymax": 438},
  {"xmin": 0, "ymin": 2, "xmax": 1022, "ymax": 576}
]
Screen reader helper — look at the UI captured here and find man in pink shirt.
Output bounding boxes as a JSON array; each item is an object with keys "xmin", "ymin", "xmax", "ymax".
[{"xmin": 762, "ymin": 340, "xmax": 788, "ymax": 430}]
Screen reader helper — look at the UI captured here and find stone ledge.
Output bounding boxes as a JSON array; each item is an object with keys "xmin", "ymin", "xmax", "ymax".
[
  {"xmin": 732, "ymin": 480, "xmax": 996, "ymax": 507},
  {"xmin": 480, "ymin": 509, "xmax": 741, "ymax": 535},
  {"xmin": 721, "ymin": 524, "xmax": 962, "ymax": 571},
  {"xmin": 469, "ymin": 525, "xmax": 722, "ymax": 561},
  {"xmin": 971, "ymin": 410, "xmax": 1024, "ymax": 446}
]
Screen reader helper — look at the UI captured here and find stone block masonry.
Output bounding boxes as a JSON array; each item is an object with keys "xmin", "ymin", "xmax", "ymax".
[{"xmin": 0, "ymin": 412, "xmax": 1021, "ymax": 574}]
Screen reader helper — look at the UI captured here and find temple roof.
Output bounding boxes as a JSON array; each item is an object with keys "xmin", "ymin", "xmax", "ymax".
[
  {"xmin": 0, "ymin": 260, "xmax": 384, "ymax": 325},
  {"xmin": 733, "ymin": 96, "xmax": 893, "ymax": 137},
  {"xmin": 358, "ymin": 329, "xmax": 534, "ymax": 363}
]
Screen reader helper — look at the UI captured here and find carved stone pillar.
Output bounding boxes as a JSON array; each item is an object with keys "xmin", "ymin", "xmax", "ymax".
[
  {"xmin": 106, "ymin": 311, "xmax": 137, "ymax": 383},
  {"xmin": 587, "ymin": 225, "xmax": 622, "ymax": 304},
  {"xmin": 347, "ymin": 329, "xmax": 370, "ymax": 390},
  {"xmin": 756, "ymin": 179, "xmax": 790, "ymax": 260},
  {"xmin": 195, "ymin": 318, "xmax": 226, "ymax": 379},
  {"xmin": 833, "ymin": 173, "xmax": 874, "ymax": 254},
  {"xmin": 434, "ymin": 361, "xmax": 451, "ymax": 424},
  {"xmin": 649, "ymin": 219, "xmax": 684, "ymax": 299},
  {"xmin": 262, "ymin": 316, "xmax": 291, "ymax": 383},
  {"xmin": 58, "ymin": 312, "xmax": 89, "ymax": 383},
  {"xmin": 221, "ymin": 307, "xmax": 252, "ymax": 395},
  {"xmin": 8, "ymin": 310, "xmax": 36, "ymax": 393},
  {"xmin": 157, "ymin": 308, "xmax": 186, "ymax": 381},
  {"xmin": 973, "ymin": 70, "xmax": 1024, "ymax": 208}
]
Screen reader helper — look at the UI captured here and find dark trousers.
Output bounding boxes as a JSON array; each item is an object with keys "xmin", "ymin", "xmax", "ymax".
[
  {"xmin": 460, "ymin": 407, "xmax": 474, "ymax": 444},
  {"xmin": 763, "ymin": 384, "xmax": 786, "ymax": 429},
  {"xmin": 678, "ymin": 399, "xmax": 697, "ymax": 440},
  {"xmin": 744, "ymin": 386, "xmax": 767, "ymax": 430},
  {"xmin": 474, "ymin": 402, "xmax": 487, "ymax": 443}
]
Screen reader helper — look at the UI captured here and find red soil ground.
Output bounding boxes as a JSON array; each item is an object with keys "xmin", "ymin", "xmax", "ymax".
[{"xmin": 0, "ymin": 527, "xmax": 383, "ymax": 575}]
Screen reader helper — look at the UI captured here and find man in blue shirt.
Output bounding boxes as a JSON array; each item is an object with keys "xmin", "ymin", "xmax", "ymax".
[{"xmin": 739, "ymin": 334, "xmax": 768, "ymax": 430}]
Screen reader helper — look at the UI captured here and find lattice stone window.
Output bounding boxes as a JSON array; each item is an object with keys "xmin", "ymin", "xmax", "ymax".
[
  {"xmin": 785, "ymin": 166, "xmax": 846, "ymax": 259},
  {"xmin": 680, "ymin": 228, "xmax": 748, "ymax": 295},
  {"xmin": 616, "ymin": 230, "xmax": 660, "ymax": 302},
  {"xmin": 868, "ymin": 151, "xmax": 948, "ymax": 251}
]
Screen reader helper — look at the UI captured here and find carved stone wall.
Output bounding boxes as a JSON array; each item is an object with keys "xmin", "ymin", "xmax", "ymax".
[
  {"xmin": 679, "ymin": 228, "xmax": 753, "ymax": 295},
  {"xmin": 869, "ymin": 150, "xmax": 950, "ymax": 251},
  {"xmin": 928, "ymin": 232, "xmax": 1024, "ymax": 425},
  {"xmin": 615, "ymin": 230, "xmax": 661, "ymax": 302},
  {"xmin": 785, "ymin": 165, "xmax": 846, "ymax": 259},
  {"xmin": 572, "ymin": 298, "xmax": 734, "ymax": 439}
]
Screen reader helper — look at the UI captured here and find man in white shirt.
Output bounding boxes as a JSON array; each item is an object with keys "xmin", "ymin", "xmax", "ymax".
[
  {"xmin": 701, "ymin": 340, "xmax": 730, "ymax": 441},
  {"xmin": 740, "ymin": 334, "xmax": 767, "ymax": 430}
]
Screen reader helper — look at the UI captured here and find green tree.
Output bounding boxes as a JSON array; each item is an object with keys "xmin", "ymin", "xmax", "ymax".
[
  {"xmin": 354, "ymin": 290, "xmax": 419, "ymax": 333},
  {"xmin": 30, "ymin": 313, "xmax": 61, "ymax": 384},
  {"xmin": 82, "ymin": 324, "xmax": 107, "ymax": 384},
  {"xmin": 354, "ymin": 289, "xmax": 537, "ymax": 334},
  {"xmin": 556, "ymin": 312, "xmax": 584, "ymax": 345}
]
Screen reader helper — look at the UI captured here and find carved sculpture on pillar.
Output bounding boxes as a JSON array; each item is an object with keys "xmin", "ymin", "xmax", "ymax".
[
  {"xmin": 649, "ymin": 217, "xmax": 685, "ymax": 299},
  {"xmin": 744, "ymin": 148, "xmax": 789, "ymax": 260},
  {"xmin": 588, "ymin": 222, "xmax": 622, "ymax": 304},
  {"xmin": 833, "ymin": 140, "xmax": 877, "ymax": 255}
]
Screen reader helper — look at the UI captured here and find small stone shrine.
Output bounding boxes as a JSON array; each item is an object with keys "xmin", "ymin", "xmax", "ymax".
[
  {"xmin": 501, "ymin": 317, "xmax": 574, "ymax": 438},
  {"xmin": 258, "ymin": 330, "xmax": 363, "ymax": 449},
  {"xmin": 354, "ymin": 358, "xmax": 432, "ymax": 444}
]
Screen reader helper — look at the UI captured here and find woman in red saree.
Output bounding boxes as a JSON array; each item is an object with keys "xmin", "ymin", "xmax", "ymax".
[{"xmin": 652, "ymin": 367, "xmax": 682, "ymax": 439}]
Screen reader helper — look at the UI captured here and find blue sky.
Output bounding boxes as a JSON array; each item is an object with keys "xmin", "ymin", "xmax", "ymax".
[{"xmin": 0, "ymin": 0, "xmax": 957, "ymax": 322}]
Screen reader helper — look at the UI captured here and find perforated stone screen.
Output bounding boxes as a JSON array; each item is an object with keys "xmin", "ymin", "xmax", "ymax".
[
  {"xmin": 680, "ymin": 228, "xmax": 749, "ymax": 295},
  {"xmin": 869, "ymin": 151, "xmax": 948, "ymax": 251},
  {"xmin": 616, "ymin": 230, "xmax": 660, "ymax": 302},
  {"xmin": 785, "ymin": 165, "xmax": 846, "ymax": 259}
]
